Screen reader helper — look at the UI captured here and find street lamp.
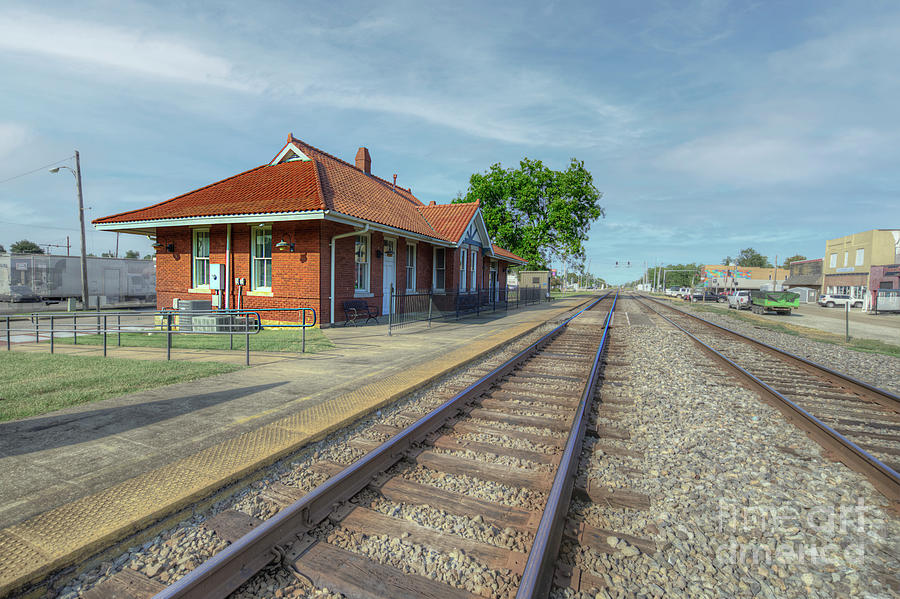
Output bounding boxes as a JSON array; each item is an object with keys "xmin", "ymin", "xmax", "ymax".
[{"xmin": 50, "ymin": 150, "xmax": 89, "ymax": 308}]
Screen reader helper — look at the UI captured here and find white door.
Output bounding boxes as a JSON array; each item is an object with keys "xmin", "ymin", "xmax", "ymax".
[
  {"xmin": 383, "ymin": 238, "xmax": 396, "ymax": 315},
  {"xmin": 490, "ymin": 261, "xmax": 498, "ymax": 301}
]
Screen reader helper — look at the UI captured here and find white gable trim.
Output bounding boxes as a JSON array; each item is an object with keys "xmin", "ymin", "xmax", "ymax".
[
  {"xmin": 455, "ymin": 208, "xmax": 495, "ymax": 256},
  {"xmin": 270, "ymin": 143, "xmax": 311, "ymax": 165}
]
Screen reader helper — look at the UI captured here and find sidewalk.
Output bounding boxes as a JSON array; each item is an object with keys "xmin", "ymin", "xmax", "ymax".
[{"xmin": 0, "ymin": 296, "xmax": 592, "ymax": 596}]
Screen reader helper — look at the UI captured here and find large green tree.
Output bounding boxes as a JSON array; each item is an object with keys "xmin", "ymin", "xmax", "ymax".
[
  {"xmin": 10, "ymin": 240, "xmax": 43, "ymax": 254},
  {"xmin": 453, "ymin": 158, "xmax": 604, "ymax": 269},
  {"xmin": 781, "ymin": 254, "xmax": 807, "ymax": 268},
  {"xmin": 124, "ymin": 249, "xmax": 140, "ymax": 259},
  {"xmin": 722, "ymin": 248, "xmax": 772, "ymax": 268},
  {"xmin": 653, "ymin": 263, "xmax": 702, "ymax": 288}
]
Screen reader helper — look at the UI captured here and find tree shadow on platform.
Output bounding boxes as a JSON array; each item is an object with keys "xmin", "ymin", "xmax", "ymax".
[{"xmin": 0, "ymin": 381, "xmax": 288, "ymax": 457}]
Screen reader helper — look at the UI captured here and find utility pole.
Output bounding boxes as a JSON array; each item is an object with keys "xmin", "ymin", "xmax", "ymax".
[
  {"xmin": 75, "ymin": 151, "xmax": 89, "ymax": 308},
  {"xmin": 773, "ymin": 254, "xmax": 778, "ymax": 290},
  {"xmin": 51, "ymin": 151, "xmax": 89, "ymax": 307}
]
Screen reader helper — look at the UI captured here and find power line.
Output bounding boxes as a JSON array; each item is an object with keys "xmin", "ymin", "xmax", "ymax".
[
  {"xmin": 0, "ymin": 219, "xmax": 97, "ymax": 233},
  {"xmin": 0, "ymin": 156, "xmax": 75, "ymax": 185}
]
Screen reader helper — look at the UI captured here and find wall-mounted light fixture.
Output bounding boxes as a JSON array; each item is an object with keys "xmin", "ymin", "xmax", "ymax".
[{"xmin": 275, "ymin": 239, "xmax": 295, "ymax": 252}]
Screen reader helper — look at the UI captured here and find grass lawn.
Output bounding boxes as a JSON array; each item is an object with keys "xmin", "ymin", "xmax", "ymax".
[
  {"xmin": 0, "ymin": 352, "xmax": 241, "ymax": 422},
  {"xmin": 55, "ymin": 328, "xmax": 335, "ymax": 353},
  {"xmin": 689, "ymin": 303, "xmax": 900, "ymax": 359}
]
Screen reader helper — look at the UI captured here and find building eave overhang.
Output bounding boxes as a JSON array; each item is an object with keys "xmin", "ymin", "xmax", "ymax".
[
  {"xmin": 94, "ymin": 210, "xmax": 330, "ymax": 231},
  {"xmin": 94, "ymin": 210, "xmax": 456, "ymax": 247}
]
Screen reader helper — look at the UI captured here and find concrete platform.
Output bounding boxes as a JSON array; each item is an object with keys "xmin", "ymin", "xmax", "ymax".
[{"xmin": 0, "ymin": 296, "xmax": 594, "ymax": 596}]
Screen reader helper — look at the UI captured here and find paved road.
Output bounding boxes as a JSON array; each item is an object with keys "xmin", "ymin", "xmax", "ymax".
[{"xmin": 788, "ymin": 303, "xmax": 900, "ymax": 344}]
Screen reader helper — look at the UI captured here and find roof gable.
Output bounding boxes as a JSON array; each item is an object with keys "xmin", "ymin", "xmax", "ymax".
[
  {"xmin": 416, "ymin": 201, "xmax": 480, "ymax": 244},
  {"xmin": 271, "ymin": 142, "xmax": 312, "ymax": 164}
]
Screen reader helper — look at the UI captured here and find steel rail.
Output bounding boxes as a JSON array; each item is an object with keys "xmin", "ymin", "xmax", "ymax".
[
  {"xmin": 634, "ymin": 295, "xmax": 900, "ymax": 505},
  {"xmin": 516, "ymin": 291, "xmax": 617, "ymax": 599},
  {"xmin": 153, "ymin": 294, "xmax": 609, "ymax": 599},
  {"xmin": 641, "ymin": 295, "xmax": 899, "ymax": 413}
]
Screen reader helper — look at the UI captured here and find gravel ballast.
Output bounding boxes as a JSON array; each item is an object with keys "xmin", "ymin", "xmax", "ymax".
[
  {"xmin": 556, "ymin": 297, "xmax": 899, "ymax": 599},
  {"xmin": 673, "ymin": 301, "xmax": 900, "ymax": 395}
]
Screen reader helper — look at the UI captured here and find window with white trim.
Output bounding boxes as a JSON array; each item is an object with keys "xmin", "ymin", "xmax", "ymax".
[
  {"xmin": 829, "ymin": 253, "xmax": 837, "ymax": 268},
  {"xmin": 460, "ymin": 248, "xmax": 467, "ymax": 292},
  {"xmin": 251, "ymin": 226, "xmax": 272, "ymax": 290},
  {"xmin": 855, "ymin": 248, "xmax": 864, "ymax": 266},
  {"xmin": 843, "ymin": 252, "xmax": 848, "ymax": 267},
  {"xmin": 355, "ymin": 235, "xmax": 370, "ymax": 292},
  {"xmin": 434, "ymin": 248, "xmax": 445, "ymax": 291},
  {"xmin": 406, "ymin": 243, "xmax": 416, "ymax": 291},
  {"xmin": 192, "ymin": 229, "xmax": 210, "ymax": 288},
  {"xmin": 470, "ymin": 249, "xmax": 477, "ymax": 291}
]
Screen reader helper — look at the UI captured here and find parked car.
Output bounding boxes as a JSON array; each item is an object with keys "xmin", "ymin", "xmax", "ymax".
[
  {"xmin": 728, "ymin": 290, "xmax": 751, "ymax": 310},
  {"xmin": 691, "ymin": 289, "xmax": 720, "ymax": 302},
  {"xmin": 716, "ymin": 292, "xmax": 730, "ymax": 303},
  {"xmin": 817, "ymin": 294, "xmax": 863, "ymax": 308},
  {"xmin": 666, "ymin": 286, "xmax": 681, "ymax": 297}
]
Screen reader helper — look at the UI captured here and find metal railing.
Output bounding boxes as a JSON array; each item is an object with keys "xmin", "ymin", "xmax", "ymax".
[
  {"xmin": 387, "ymin": 285, "xmax": 548, "ymax": 334},
  {"xmin": 3, "ymin": 307, "xmax": 317, "ymax": 366}
]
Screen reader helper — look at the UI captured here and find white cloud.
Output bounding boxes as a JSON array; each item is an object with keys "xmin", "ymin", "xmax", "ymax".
[
  {"xmin": 658, "ymin": 126, "xmax": 888, "ymax": 184},
  {"xmin": 0, "ymin": 123, "xmax": 29, "ymax": 158},
  {"xmin": 0, "ymin": 11, "xmax": 252, "ymax": 91}
]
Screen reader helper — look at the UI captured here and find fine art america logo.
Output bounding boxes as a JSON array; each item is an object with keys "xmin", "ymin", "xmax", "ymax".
[{"xmin": 715, "ymin": 497, "xmax": 883, "ymax": 568}]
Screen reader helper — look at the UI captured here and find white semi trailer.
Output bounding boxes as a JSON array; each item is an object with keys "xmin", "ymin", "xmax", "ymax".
[{"xmin": 0, "ymin": 254, "xmax": 155, "ymax": 303}]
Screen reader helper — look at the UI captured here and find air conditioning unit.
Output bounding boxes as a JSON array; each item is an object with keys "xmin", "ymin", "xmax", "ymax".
[{"xmin": 172, "ymin": 298, "xmax": 180, "ymax": 309}]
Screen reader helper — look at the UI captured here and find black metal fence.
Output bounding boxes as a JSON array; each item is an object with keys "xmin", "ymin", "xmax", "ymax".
[
  {"xmin": 3, "ymin": 307, "xmax": 316, "ymax": 365},
  {"xmin": 388, "ymin": 286, "xmax": 547, "ymax": 333}
]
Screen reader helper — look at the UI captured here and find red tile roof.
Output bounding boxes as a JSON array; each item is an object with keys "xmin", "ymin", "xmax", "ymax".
[
  {"xmin": 492, "ymin": 244, "xmax": 526, "ymax": 264},
  {"xmin": 285, "ymin": 137, "xmax": 437, "ymax": 237},
  {"xmin": 93, "ymin": 161, "xmax": 322, "ymax": 224},
  {"xmin": 94, "ymin": 135, "xmax": 524, "ymax": 262},
  {"xmin": 416, "ymin": 201, "xmax": 479, "ymax": 243}
]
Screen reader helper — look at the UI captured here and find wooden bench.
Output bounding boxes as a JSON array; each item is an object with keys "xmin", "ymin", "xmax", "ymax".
[{"xmin": 342, "ymin": 299, "xmax": 378, "ymax": 326}]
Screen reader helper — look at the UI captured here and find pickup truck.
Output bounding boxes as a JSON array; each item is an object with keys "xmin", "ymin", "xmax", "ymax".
[{"xmin": 728, "ymin": 290, "xmax": 751, "ymax": 310}]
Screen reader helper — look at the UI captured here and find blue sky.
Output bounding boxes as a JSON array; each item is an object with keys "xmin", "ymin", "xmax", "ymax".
[{"xmin": 0, "ymin": 1, "xmax": 897, "ymax": 284}]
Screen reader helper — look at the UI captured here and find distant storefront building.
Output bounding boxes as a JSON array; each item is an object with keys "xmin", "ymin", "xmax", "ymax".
[
  {"xmin": 869, "ymin": 265, "xmax": 900, "ymax": 290},
  {"xmin": 783, "ymin": 258, "xmax": 822, "ymax": 299},
  {"xmin": 701, "ymin": 265, "xmax": 785, "ymax": 291},
  {"xmin": 822, "ymin": 229, "xmax": 900, "ymax": 302},
  {"xmin": 518, "ymin": 271, "xmax": 550, "ymax": 292}
]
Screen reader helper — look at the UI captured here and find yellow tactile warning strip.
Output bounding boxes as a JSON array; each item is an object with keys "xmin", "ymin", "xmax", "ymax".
[{"xmin": 0, "ymin": 298, "xmax": 589, "ymax": 596}]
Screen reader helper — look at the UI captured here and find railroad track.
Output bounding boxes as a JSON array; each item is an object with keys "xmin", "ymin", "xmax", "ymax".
[
  {"xmin": 135, "ymin": 292, "xmax": 621, "ymax": 599},
  {"xmin": 633, "ymin": 294, "xmax": 900, "ymax": 507}
]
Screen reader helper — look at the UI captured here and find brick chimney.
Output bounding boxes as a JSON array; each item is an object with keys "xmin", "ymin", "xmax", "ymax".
[{"xmin": 355, "ymin": 147, "xmax": 371, "ymax": 174}]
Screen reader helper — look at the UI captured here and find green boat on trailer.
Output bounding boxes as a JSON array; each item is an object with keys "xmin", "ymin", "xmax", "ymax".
[{"xmin": 749, "ymin": 290, "xmax": 799, "ymax": 315}]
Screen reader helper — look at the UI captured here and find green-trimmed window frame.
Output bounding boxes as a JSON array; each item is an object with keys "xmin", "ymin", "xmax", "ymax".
[{"xmin": 251, "ymin": 226, "xmax": 272, "ymax": 291}]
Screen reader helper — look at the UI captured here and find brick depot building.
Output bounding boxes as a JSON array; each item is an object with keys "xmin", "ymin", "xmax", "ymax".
[{"xmin": 93, "ymin": 135, "xmax": 526, "ymax": 325}]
